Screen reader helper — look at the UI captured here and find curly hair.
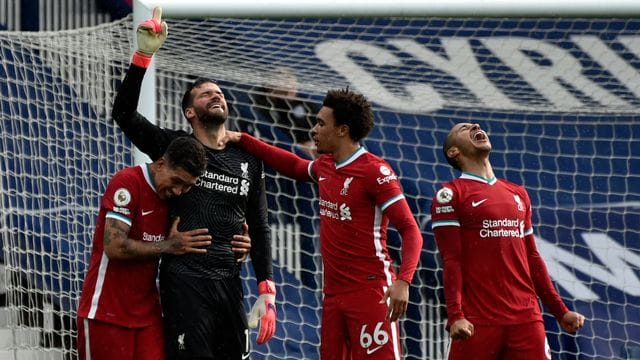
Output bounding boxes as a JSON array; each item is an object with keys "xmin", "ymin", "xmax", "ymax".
[{"xmin": 322, "ymin": 88, "xmax": 373, "ymax": 142}]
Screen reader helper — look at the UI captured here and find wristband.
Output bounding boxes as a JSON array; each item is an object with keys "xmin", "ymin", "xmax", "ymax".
[{"xmin": 131, "ymin": 51, "xmax": 153, "ymax": 69}]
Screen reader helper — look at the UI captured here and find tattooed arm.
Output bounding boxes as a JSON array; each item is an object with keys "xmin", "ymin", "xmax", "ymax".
[{"xmin": 103, "ymin": 217, "xmax": 212, "ymax": 260}]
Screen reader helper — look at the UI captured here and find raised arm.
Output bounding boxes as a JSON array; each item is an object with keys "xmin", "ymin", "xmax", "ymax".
[
  {"xmin": 111, "ymin": 6, "xmax": 175, "ymax": 161},
  {"xmin": 239, "ymin": 132, "xmax": 314, "ymax": 182}
]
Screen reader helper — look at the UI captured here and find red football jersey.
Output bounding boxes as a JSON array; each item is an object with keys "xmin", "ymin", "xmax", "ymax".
[
  {"xmin": 310, "ymin": 147, "xmax": 405, "ymax": 295},
  {"xmin": 77, "ymin": 164, "xmax": 167, "ymax": 328},
  {"xmin": 431, "ymin": 173, "xmax": 544, "ymax": 326}
]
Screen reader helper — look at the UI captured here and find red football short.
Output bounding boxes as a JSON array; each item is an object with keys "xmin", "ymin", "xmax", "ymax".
[
  {"xmin": 447, "ymin": 320, "xmax": 550, "ymax": 360},
  {"xmin": 321, "ymin": 286, "xmax": 402, "ymax": 360},
  {"xmin": 76, "ymin": 317, "xmax": 164, "ymax": 360}
]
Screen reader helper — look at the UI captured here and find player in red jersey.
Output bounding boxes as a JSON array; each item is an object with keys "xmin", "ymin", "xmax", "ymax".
[
  {"xmin": 76, "ymin": 137, "xmax": 249, "ymax": 360},
  {"xmin": 431, "ymin": 122, "xmax": 585, "ymax": 359},
  {"xmin": 222, "ymin": 88, "xmax": 423, "ymax": 360}
]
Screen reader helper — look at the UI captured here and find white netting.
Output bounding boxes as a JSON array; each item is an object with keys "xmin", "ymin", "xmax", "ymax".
[{"xmin": 0, "ymin": 16, "xmax": 639, "ymax": 360}]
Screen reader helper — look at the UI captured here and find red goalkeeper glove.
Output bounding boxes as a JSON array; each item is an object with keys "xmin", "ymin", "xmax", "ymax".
[
  {"xmin": 248, "ymin": 280, "xmax": 276, "ymax": 344},
  {"xmin": 132, "ymin": 6, "xmax": 168, "ymax": 68}
]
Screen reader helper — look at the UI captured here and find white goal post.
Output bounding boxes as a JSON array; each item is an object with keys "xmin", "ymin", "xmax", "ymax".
[{"xmin": 1, "ymin": 1, "xmax": 639, "ymax": 359}]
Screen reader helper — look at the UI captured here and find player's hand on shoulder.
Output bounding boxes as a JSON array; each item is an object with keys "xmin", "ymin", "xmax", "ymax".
[
  {"xmin": 218, "ymin": 130, "xmax": 242, "ymax": 147},
  {"xmin": 560, "ymin": 311, "xmax": 585, "ymax": 334},
  {"xmin": 380, "ymin": 279, "xmax": 410, "ymax": 322},
  {"xmin": 136, "ymin": 6, "xmax": 168, "ymax": 56},
  {"xmin": 231, "ymin": 223, "xmax": 251, "ymax": 262},
  {"xmin": 450, "ymin": 319, "xmax": 474, "ymax": 340},
  {"xmin": 163, "ymin": 217, "xmax": 211, "ymax": 255}
]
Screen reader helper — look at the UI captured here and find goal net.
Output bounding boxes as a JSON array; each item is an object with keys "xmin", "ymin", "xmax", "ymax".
[{"xmin": 1, "ymin": 10, "xmax": 639, "ymax": 360}]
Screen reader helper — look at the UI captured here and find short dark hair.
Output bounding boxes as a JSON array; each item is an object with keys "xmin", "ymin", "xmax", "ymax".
[
  {"xmin": 165, "ymin": 137, "xmax": 207, "ymax": 177},
  {"xmin": 322, "ymin": 88, "xmax": 373, "ymax": 142},
  {"xmin": 181, "ymin": 77, "xmax": 218, "ymax": 117},
  {"xmin": 443, "ymin": 131, "xmax": 461, "ymax": 171}
]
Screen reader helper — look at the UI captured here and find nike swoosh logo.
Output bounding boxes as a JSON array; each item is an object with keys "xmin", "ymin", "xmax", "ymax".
[
  {"xmin": 319, "ymin": 177, "xmax": 327, "ymax": 181},
  {"xmin": 471, "ymin": 199, "xmax": 487, "ymax": 207},
  {"xmin": 142, "ymin": 210, "xmax": 154, "ymax": 216},
  {"xmin": 366, "ymin": 346, "xmax": 383, "ymax": 355}
]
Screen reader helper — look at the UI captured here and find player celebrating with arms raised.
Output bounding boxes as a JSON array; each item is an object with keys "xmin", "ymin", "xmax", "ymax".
[
  {"xmin": 431, "ymin": 122, "xmax": 585, "ymax": 359},
  {"xmin": 223, "ymin": 88, "xmax": 423, "ymax": 360}
]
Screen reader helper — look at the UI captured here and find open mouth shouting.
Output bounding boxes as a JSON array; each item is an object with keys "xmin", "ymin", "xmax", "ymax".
[{"xmin": 471, "ymin": 129, "xmax": 488, "ymax": 143}]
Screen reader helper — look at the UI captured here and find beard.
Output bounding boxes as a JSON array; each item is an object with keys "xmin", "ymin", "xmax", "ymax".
[{"xmin": 195, "ymin": 106, "xmax": 227, "ymax": 125}]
